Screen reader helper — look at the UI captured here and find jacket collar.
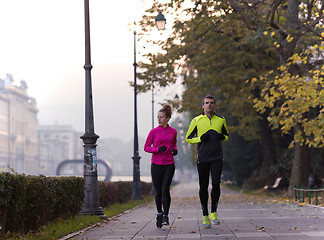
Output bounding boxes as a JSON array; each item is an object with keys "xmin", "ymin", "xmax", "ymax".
[
  {"xmin": 157, "ymin": 124, "xmax": 169, "ymax": 129},
  {"xmin": 202, "ymin": 112, "xmax": 215, "ymax": 117}
]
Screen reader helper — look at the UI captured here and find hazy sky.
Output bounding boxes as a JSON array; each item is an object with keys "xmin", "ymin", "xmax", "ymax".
[{"xmin": 0, "ymin": 0, "xmax": 183, "ymax": 142}]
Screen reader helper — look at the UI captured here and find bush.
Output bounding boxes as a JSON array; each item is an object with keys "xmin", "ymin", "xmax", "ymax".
[
  {"xmin": 0, "ymin": 173, "xmax": 84, "ymax": 236},
  {"xmin": 98, "ymin": 181, "xmax": 152, "ymax": 208},
  {"xmin": 0, "ymin": 172, "xmax": 152, "ymax": 237}
]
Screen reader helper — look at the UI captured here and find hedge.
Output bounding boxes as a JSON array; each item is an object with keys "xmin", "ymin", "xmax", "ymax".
[
  {"xmin": 98, "ymin": 181, "xmax": 152, "ymax": 208},
  {"xmin": 0, "ymin": 172, "xmax": 84, "ymax": 236},
  {"xmin": 0, "ymin": 173, "xmax": 152, "ymax": 237}
]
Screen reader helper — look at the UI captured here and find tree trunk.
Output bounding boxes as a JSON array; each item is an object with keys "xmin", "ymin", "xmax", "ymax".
[
  {"xmin": 258, "ymin": 114, "xmax": 277, "ymax": 185},
  {"xmin": 288, "ymin": 138, "xmax": 311, "ymax": 196},
  {"xmin": 284, "ymin": 0, "xmax": 313, "ymax": 197}
]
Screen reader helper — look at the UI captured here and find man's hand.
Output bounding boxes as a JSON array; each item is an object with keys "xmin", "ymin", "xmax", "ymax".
[
  {"xmin": 200, "ymin": 132, "xmax": 209, "ymax": 142},
  {"xmin": 159, "ymin": 145, "xmax": 167, "ymax": 152},
  {"xmin": 216, "ymin": 132, "xmax": 225, "ymax": 141}
]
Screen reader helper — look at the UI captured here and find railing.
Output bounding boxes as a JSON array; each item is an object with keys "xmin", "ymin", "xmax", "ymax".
[{"xmin": 294, "ymin": 185, "xmax": 324, "ymax": 206}]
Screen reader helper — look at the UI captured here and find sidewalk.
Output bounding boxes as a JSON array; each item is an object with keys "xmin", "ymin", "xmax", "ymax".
[{"xmin": 65, "ymin": 181, "xmax": 324, "ymax": 240}]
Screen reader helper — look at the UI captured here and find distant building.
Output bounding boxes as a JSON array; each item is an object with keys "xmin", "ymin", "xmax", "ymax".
[
  {"xmin": 38, "ymin": 124, "xmax": 83, "ymax": 175},
  {"xmin": 0, "ymin": 75, "xmax": 38, "ymax": 174},
  {"xmin": 0, "ymin": 75, "xmax": 85, "ymax": 176}
]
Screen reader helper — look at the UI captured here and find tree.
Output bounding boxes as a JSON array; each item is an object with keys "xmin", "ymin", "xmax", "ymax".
[
  {"xmin": 252, "ymin": 45, "xmax": 324, "ymax": 193},
  {"xmin": 236, "ymin": 0, "xmax": 324, "ymax": 195},
  {"xmin": 135, "ymin": 0, "xmax": 282, "ymax": 186},
  {"xmin": 135, "ymin": 0, "xmax": 323, "ymax": 191}
]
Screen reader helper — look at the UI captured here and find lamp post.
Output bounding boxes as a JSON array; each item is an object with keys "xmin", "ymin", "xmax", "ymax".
[
  {"xmin": 151, "ymin": 84, "xmax": 154, "ymax": 129},
  {"xmin": 131, "ymin": 30, "xmax": 142, "ymax": 200},
  {"xmin": 151, "ymin": 11, "xmax": 166, "ymax": 129},
  {"xmin": 131, "ymin": 11, "xmax": 166, "ymax": 200},
  {"xmin": 80, "ymin": 0, "xmax": 106, "ymax": 218}
]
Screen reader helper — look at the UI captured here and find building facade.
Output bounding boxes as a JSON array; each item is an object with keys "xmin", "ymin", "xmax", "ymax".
[
  {"xmin": 0, "ymin": 75, "xmax": 38, "ymax": 174},
  {"xmin": 38, "ymin": 124, "xmax": 83, "ymax": 176},
  {"xmin": 0, "ymin": 75, "xmax": 85, "ymax": 176}
]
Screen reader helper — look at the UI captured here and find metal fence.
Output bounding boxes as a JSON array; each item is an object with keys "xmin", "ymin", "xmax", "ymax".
[{"xmin": 294, "ymin": 185, "xmax": 324, "ymax": 206}]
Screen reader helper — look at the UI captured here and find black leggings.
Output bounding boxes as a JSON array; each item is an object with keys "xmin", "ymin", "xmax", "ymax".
[
  {"xmin": 151, "ymin": 163, "xmax": 175, "ymax": 215},
  {"xmin": 197, "ymin": 160, "xmax": 223, "ymax": 216}
]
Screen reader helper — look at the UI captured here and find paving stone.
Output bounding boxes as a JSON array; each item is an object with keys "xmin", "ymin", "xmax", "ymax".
[{"xmin": 63, "ymin": 181, "xmax": 324, "ymax": 240}]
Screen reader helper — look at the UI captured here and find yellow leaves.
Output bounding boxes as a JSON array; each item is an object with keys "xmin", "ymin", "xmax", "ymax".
[
  {"xmin": 321, "ymin": 32, "xmax": 324, "ymax": 38},
  {"xmin": 264, "ymin": 31, "xmax": 275, "ymax": 37},
  {"xmin": 286, "ymin": 35, "xmax": 294, "ymax": 43},
  {"xmin": 251, "ymin": 43, "xmax": 324, "ymax": 148},
  {"xmin": 278, "ymin": 65, "xmax": 286, "ymax": 71},
  {"xmin": 298, "ymin": 202, "xmax": 306, "ymax": 207}
]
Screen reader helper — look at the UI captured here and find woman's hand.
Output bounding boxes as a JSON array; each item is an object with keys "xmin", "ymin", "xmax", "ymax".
[{"xmin": 158, "ymin": 145, "xmax": 167, "ymax": 152}]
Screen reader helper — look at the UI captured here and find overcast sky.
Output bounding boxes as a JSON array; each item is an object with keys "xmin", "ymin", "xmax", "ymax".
[{"xmin": 0, "ymin": 0, "xmax": 183, "ymax": 143}]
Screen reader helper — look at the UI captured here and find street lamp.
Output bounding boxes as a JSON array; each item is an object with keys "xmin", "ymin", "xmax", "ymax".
[
  {"xmin": 131, "ymin": 30, "xmax": 142, "ymax": 200},
  {"xmin": 151, "ymin": 11, "xmax": 167, "ymax": 129},
  {"xmin": 131, "ymin": 11, "xmax": 167, "ymax": 200},
  {"xmin": 155, "ymin": 11, "xmax": 166, "ymax": 30},
  {"xmin": 80, "ymin": 0, "xmax": 106, "ymax": 218},
  {"xmin": 152, "ymin": 83, "xmax": 154, "ymax": 129}
]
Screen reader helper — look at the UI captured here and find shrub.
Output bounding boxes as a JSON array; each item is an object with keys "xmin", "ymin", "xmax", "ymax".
[
  {"xmin": 98, "ymin": 181, "xmax": 152, "ymax": 208},
  {"xmin": 0, "ymin": 173, "xmax": 84, "ymax": 236},
  {"xmin": 0, "ymin": 172, "xmax": 152, "ymax": 237}
]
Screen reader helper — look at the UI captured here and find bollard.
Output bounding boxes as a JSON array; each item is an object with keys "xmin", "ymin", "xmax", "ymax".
[
  {"xmin": 297, "ymin": 185, "xmax": 300, "ymax": 201},
  {"xmin": 302, "ymin": 185, "xmax": 305, "ymax": 203}
]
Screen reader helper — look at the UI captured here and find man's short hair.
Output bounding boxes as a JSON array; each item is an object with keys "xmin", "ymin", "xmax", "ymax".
[{"xmin": 202, "ymin": 95, "xmax": 215, "ymax": 105}]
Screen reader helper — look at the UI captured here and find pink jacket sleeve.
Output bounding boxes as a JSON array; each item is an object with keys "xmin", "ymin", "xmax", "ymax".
[
  {"xmin": 173, "ymin": 131, "xmax": 178, "ymax": 150},
  {"xmin": 144, "ymin": 130, "xmax": 159, "ymax": 153}
]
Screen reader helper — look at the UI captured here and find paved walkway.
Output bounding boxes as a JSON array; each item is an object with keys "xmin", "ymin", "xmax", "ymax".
[{"xmin": 65, "ymin": 181, "xmax": 324, "ymax": 240}]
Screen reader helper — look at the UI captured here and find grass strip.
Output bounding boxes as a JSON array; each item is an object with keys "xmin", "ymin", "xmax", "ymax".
[{"xmin": 3, "ymin": 196, "xmax": 153, "ymax": 240}]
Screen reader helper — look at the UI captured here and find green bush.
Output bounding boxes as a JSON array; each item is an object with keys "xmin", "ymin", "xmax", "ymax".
[
  {"xmin": 0, "ymin": 173, "xmax": 84, "ymax": 236},
  {"xmin": 98, "ymin": 181, "xmax": 152, "ymax": 208},
  {"xmin": 0, "ymin": 172, "xmax": 152, "ymax": 237}
]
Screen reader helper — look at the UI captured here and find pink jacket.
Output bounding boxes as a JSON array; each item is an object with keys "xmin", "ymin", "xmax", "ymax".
[{"xmin": 144, "ymin": 125, "xmax": 177, "ymax": 165}]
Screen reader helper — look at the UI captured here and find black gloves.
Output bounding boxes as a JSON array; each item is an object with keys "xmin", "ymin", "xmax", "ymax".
[
  {"xmin": 158, "ymin": 145, "xmax": 167, "ymax": 152},
  {"xmin": 201, "ymin": 132, "xmax": 225, "ymax": 141},
  {"xmin": 200, "ymin": 132, "xmax": 209, "ymax": 142},
  {"xmin": 216, "ymin": 132, "xmax": 225, "ymax": 141},
  {"xmin": 159, "ymin": 146, "xmax": 177, "ymax": 155}
]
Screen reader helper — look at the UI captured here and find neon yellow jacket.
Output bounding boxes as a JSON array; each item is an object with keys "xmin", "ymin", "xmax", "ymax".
[{"xmin": 186, "ymin": 113, "xmax": 229, "ymax": 162}]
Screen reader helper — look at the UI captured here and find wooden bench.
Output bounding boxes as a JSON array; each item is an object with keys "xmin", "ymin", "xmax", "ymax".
[{"xmin": 264, "ymin": 178, "xmax": 283, "ymax": 190}]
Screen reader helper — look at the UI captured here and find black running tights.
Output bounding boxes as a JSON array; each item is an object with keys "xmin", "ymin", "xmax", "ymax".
[
  {"xmin": 151, "ymin": 163, "xmax": 175, "ymax": 215},
  {"xmin": 197, "ymin": 160, "xmax": 223, "ymax": 216}
]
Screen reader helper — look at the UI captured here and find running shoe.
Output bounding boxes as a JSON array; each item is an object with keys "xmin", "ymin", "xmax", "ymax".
[
  {"xmin": 156, "ymin": 213, "xmax": 163, "ymax": 228},
  {"xmin": 209, "ymin": 212, "xmax": 220, "ymax": 225},
  {"xmin": 162, "ymin": 215, "xmax": 169, "ymax": 225},
  {"xmin": 202, "ymin": 215, "xmax": 211, "ymax": 228}
]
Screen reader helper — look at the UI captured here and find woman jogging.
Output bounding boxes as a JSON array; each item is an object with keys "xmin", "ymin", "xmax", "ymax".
[{"xmin": 144, "ymin": 104, "xmax": 178, "ymax": 228}]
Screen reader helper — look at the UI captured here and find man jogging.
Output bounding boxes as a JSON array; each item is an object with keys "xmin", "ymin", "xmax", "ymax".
[{"xmin": 185, "ymin": 95, "xmax": 229, "ymax": 228}]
